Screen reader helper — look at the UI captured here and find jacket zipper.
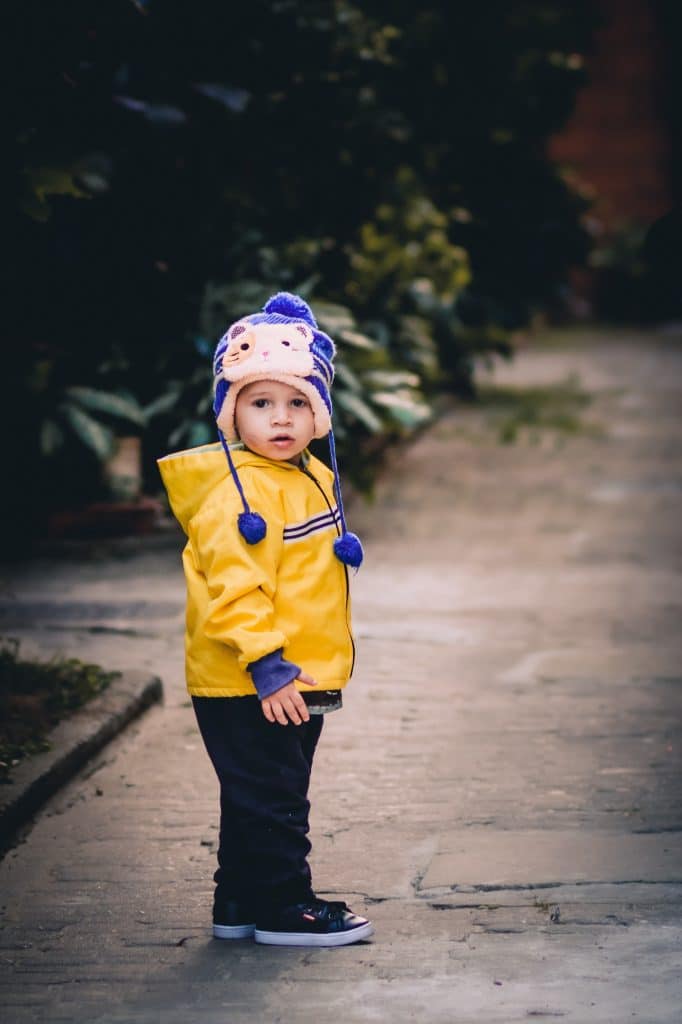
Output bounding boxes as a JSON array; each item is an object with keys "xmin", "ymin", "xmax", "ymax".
[{"xmin": 299, "ymin": 465, "xmax": 357, "ymax": 677}]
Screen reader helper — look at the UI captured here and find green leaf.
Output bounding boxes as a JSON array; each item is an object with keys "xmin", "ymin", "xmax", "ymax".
[
  {"xmin": 292, "ymin": 273, "xmax": 321, "ymax": 299},
  {"xmin": 199, "ymin": 280, "xmax": 271, "ymax": 337},
  {"xmin": 370, "ymin": 390, "xmax": 431, "ymax": 427},
  {"xmin": 168, "ymin": 419, "xmax": 213, "ymax": 449},
  {"xmin": 65, "ymin": 387, "xmax": 146, "ymax": 426},
  {"xmin": 331, "ymin": 416, "xmax": 348, "ymax": 440},
  {"xmin": 168, "ymin": 421, "xmax": 190, "ymax": 448},
  {"xmin": 196, "ymin": 394, "xmax": 212, "ymax": 415},
  {"xmin": 335, "ymin": 390, "xmax": 383, "ymax": 433},
  {"xmin": 364, "ymin": 369, "xmax": 421, "ymax": 389},
  {"xmin": 338, "ymin": 329, "xmax": 376, "ymax": 350},
  {"xmin": 334, "ymin": 362, "xmax": 363, "ymax": 392},
  {"xmin": 26, "ymin": 165, "xmax": 91, "ymax": 204},
  {"xmin": 187, "ymin": 422, "xmax": 213, "ymax": 447},
  {"xmin": 40, "ymin": 418, "xmax": 64, "ymax": 456},
  {"xmin": 144, "ymin": 386, "xmax": 182, "ymax": 419},
  {"xmin": 60, "ymin": 404, "xmax": 115, "ymax": 460},
  {"xmin": 314, "ymin": 302, "xmax": 356, "ymax": 336}
]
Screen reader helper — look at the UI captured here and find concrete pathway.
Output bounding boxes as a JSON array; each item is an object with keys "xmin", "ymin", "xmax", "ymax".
[{"xmin": 1, "ymin": 328, "xmax": 681, "ymax": 1023}]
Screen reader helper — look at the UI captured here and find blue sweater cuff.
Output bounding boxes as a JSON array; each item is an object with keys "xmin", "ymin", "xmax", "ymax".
[{"xmin": 248, "ymin": 648, "xmax": 301, "ymax": 700}]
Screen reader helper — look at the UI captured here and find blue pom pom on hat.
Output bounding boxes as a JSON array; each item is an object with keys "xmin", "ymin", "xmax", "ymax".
[{"xmin": 213, "ymin": 291, "xmax": 363, "ymax": 569}]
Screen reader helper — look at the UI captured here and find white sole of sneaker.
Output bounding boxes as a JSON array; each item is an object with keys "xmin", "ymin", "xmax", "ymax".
[
  {"xmin": 254, "ymin": 921, "xmax": 374, "ymax": 947},
  {"xmin": 213, "ymin": 923, "xmax": 256, "ymax": 940}
]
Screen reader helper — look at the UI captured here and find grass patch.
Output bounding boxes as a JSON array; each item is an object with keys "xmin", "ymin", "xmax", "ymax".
[
  {"xmin": 0, "ymin": 638, "xmax": 118, "ymax": 783},
  {"xmin": 476, "ymin": 373, "xmax": 598, "ymax": 443}
]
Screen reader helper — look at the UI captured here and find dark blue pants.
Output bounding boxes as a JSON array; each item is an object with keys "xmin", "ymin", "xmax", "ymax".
[{"xmin": 192, "ymin": 696, "xmax": 324, "ymax": 915}]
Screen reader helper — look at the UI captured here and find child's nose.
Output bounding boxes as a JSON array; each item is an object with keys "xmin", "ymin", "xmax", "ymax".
[{"xmin": 272, "ymin": 405, "xmax": 292, "ymax": 423}]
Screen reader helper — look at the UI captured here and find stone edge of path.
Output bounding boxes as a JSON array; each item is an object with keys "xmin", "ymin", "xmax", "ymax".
[{"xmin": 0, "ymin": 670, "xmax": 163, "ymax": 848}]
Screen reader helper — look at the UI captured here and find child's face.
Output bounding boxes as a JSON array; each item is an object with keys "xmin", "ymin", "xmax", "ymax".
[{"xmin": 234, "ymin": 380, "xmax": 316, "ymax": 463}]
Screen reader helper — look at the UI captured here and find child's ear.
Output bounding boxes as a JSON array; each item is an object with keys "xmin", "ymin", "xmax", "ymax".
[{"xmin": 312, "ymin": 331, "xmax": 335, "ymax": 361}]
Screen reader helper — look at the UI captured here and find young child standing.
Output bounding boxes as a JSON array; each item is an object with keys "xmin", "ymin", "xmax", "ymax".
[{"xmin": 158, "ymin": 292, "xmax": 373, "ymax": 947}]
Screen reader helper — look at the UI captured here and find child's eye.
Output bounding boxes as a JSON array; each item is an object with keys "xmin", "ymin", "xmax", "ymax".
[
  {"xmin": 253, "ymin": 398, "xmax": 270, "ymax": 408},
  {"xmin": 291, "ymin": 398, "xmax": 308, "ymax": 408}
]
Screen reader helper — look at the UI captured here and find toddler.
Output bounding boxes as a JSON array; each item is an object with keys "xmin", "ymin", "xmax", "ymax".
[{"xmin": 158, "ymin": 292, "xmax": 372, "ymax": 947}]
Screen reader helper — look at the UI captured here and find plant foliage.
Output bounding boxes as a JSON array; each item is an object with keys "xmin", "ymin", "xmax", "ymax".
[
  {"xmin": 4, "ymin": 0, "xmax": 597, "ymax": 534},
  {"xmin": 0, "ymin": 638, "xmax": 118, "ymax": 783}
]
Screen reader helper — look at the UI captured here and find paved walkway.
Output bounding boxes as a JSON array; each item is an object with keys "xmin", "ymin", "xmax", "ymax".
[{"xmin": 1, "ymin": 328, "xmax": 681, "ymax": 1023}]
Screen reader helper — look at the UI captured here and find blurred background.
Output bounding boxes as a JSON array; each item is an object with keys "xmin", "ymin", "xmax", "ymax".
[{"xmin": 4, "ymin": 0, "xmax": 680, "ymax": 545}]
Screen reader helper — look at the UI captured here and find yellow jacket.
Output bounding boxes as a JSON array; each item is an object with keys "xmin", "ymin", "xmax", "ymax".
[{"xmin": 158, "ymin": 443, "xmax": 355, "ymax": 697}]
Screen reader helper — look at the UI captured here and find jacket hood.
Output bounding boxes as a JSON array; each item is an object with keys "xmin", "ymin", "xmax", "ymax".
[{"xmin": 157, "ymin": 442, "xmax": 300, "ymax": 532}]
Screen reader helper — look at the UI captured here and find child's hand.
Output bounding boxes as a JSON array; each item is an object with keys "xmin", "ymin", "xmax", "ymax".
[{"xmin": 261, "ymin": 671, "xmax": 318, "ymax": 726}]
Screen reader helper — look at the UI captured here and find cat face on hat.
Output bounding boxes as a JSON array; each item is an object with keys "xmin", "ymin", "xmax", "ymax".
[{"xmin": 220, "ymin": 321, "xmax": 316, "ymax": 379}]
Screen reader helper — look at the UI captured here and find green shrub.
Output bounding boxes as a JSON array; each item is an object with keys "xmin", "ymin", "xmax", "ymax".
[{"xmin": 4, "ymin": 1, "xmax": 597, "ymax": 534}]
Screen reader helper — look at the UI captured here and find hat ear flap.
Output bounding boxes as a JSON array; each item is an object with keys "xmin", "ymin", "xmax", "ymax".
[
  {"xmin": 213, "ymin": 378, "xmax": 228, "ymax": 418},
  {"xmin": 312, "ymin": 331, "xmax": 335, "ymax": 361}
]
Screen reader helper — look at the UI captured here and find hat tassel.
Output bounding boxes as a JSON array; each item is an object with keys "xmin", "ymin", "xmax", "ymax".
[
  {"xmin": 328, "ymin": 430, "xmax": 364, "ymax": 569},
  {"xmin": 218, "ymin": 431, "xmax": 267, "ymax": 544}
]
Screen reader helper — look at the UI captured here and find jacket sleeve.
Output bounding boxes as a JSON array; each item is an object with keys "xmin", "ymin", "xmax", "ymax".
[
  {"xmin": 248, "ymin": 648, "xmax": 301, "ymax": 699},
  {"xmin": 188, "ymin": 492, "xmax": 289, "ymax": 672}
]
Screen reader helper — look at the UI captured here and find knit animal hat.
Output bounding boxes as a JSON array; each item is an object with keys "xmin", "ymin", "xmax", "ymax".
[{"xmin": 212, "ymin": 291, "xmax": 363, "ymax": 568}]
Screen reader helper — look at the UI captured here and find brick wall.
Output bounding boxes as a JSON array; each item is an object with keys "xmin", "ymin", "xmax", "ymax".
[{"xmin": 549, "ymin": 0, "xmax": 673, "ymax": 231}]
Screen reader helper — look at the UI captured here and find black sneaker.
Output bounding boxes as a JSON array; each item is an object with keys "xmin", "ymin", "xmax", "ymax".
[
  {"xmin": 213, "ymin": 899, "xmax": 256, "ymax": 940},
  {"xmin": 255, "ymin": 898, "xmax": 373, "ymax": 947}
]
